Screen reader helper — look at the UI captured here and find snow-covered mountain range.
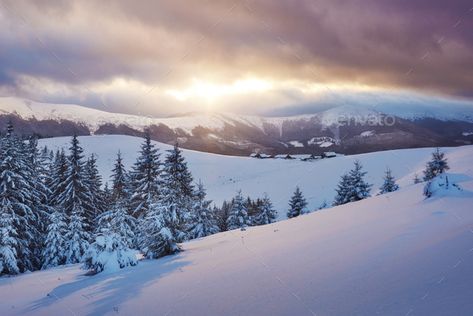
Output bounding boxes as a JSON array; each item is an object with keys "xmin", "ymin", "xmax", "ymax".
[{"xmin": 2, "ymin": 96, "xmax": 473, "ymax": 155}]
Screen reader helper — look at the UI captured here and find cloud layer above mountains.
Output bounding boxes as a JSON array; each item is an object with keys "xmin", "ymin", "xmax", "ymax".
[{"xmin": 1, "ymin": 0, "xmax": 472, "ymax": 116}]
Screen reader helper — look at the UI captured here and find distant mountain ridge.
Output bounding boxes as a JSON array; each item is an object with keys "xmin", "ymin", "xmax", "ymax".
[{"xmin": 1, "ymin": 96, "xmax": 473, "ymax": 156}]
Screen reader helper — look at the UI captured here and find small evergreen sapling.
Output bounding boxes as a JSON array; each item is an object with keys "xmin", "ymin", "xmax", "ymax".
[
  {"xmin": 287, "ymin": 187, "xmax": 308, "ymax": 218},
  {"xmin": 423, "ymin": 148, "xmax": 449, "ymax": 181},
  {"xmin": 378, "ymin": 168, "xmax": 399, "ymax": 194}
]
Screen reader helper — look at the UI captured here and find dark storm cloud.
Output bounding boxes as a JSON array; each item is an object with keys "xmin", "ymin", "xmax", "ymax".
[{"xmin": 0, "ymin": 0, "xmax": 472, "ymax": 114}]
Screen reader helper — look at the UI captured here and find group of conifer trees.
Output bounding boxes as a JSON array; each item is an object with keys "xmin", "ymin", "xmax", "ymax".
[
  {"xmin": 0, "ymin": 120, "xmax": 449, "ymax": 275},
  {"xmin": 0, "ymin": 124, "xmax": 279, "ymax": 275}
]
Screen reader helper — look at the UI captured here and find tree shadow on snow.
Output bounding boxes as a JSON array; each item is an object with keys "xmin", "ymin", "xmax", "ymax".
[{"xmin": 25, "ymin": 254, "xmax": 190, "ymax": 316}]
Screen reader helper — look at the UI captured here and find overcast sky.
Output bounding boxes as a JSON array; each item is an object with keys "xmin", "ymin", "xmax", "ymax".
[{"xmin": 1, "ymin": 0, "xmax": 472, "ymax": 116}]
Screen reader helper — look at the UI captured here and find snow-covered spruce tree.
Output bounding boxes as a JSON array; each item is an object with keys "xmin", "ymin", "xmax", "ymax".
[
  {"xmin": 142, "ymin": 197, "xmax": 182, "ymax": 259},
  {"xmin": 41, "ymin": 210, "xmax": 67, "ymax": 269},
  {"xmin": 85, "ymin": 154, "xmax": 105, "ymax": 221},
  {"xmin": 333, "ymin": 161, "xmax": 372, "ymax": 205},
  {"xmin": 287, "ymin": 186, "xmax": 308, "ymax": 218},
  {"xmin": 333, "ymin": 173, "xmax": 351, "ymax": 206},
  {"xmin": 160, "ymin": 143, "xmax": 195, "ymax": 240},
  {"xmin": 227, "ymin": 190, "xmax": 250, "ymax": 229},
  {"xmin": 215, "ymin": 201, "xmax": 231, "ymax": 232},
  {"xmin": 423, "ymin": 148, "xmax": 449, "ymax": 181},
  {"xmin": 378, "ymin": 168, "xmax": 399, "ymax": 194},
  {"xmin": 26, "ymin": 138, "xmax": 53, "ymax": 269},
  {"xmin": 253, "ymin": 193, "xmax": 277, "ymax": 225},
  {"xmin": 189, "ymin": 181, "xmax": 218, "ymax": 239},
  {"xmin": 97, "ymin": 199, "xmax": 136, "ymax": 249},
  {"xmin": 111, "ymin": 151, "xmax": 130, "ymax": 202},
  {"xmin": 129, "ymin": 132, "xmax": 161, "ymax": 219},
  {"xmin": 0, "ymin": 202, "xmax": 20, "ymax": 275},
  {"xmin": 102, "ymin": 182, "xmax": 112, "ymax": 208},
  {"xmin": 56, "ymin": 136, "xmax": 93, "ymax": 264},
  {"xmin": 0, "ymin": 123, "xmax": 37, "ymax": 273},
  {"xmin": 83, "ymin": 233, "xmax": 137, "ymax": 274},
  {"xmin": 348, "ymin": 160, "xmax": 372, "ymax": 201},
  {"xmin": 49, "ymin": 149, "xmax": 68, "ymax": 205},
  {"xmin": 84, "ymin": 197, "xmax": 138, "ymax": 274}
]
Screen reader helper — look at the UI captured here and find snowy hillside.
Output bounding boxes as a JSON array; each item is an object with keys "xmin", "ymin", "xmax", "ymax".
[
  {"xmin": 1, "ymin": 144, "xmax": 472, "ymax": 315},
  {"xmin": 39, "ymin": 135, "xmax": 471, "ymax": 217}
]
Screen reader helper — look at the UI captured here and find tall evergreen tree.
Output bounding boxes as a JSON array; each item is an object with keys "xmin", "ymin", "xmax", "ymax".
[
  {"xmin": 253, "ymin": 193, "xmax": 277, "ymax": 225},
  {"xmin": 287, "ymin": 187, "xmax": 308, "ymax": 218},
  {"xmin": 161, "ymin": 143, "xmax": 194, "ymax": 240},
  {"xmin": 378, "ymin": 168, "xmax": 399, "ymax": 194},
  {"xmin": 0, "ymin": 123, "xmax": 36, "ymax": 273},
  {"xmin": 56, "ymin": 136, "xmax": 93, "ymax": 263},
  {"xmin": 111, "ymin": 151, "xmax": 129, "ymax": 202},
  {"xmin": 226, "ymin": 190, "xmax": 250, "ymax": 230},
  {"xmin": 49, "ymin": 149, "xmax": 68, "ymax": 205},
  {"xmin": 85, "ymin": 154, "xmax": 105, "ymax": 221},
  {"xmin": 0, "ymin": 202, "xmax": 20, "ymax": 275},
  {"xmin": 129, "ymin": 132, "xmax": 161, "ymax": 219},
  {"xmin": 189, "ymin": 181, "xmax": 218, "ymax": 239},
  {"xmin": 423, "ymin": 148, "xmax": 449, "ymax": 181},
  {"xmin": 26, "ymin": 138, "xmax": 54, "ymax": 269}
]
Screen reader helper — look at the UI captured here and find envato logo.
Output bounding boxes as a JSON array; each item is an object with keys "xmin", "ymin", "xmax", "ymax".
[{"xmin": 323, "ymin": 114, "xmax": 396, "ymax": 127}]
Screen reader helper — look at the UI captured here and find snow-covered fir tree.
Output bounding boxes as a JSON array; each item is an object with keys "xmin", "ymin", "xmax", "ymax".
[
  {"xmin": 129, "ymin": 132, "xmax": 161, "ymax": 219},
  {"xmin": 83, "ymin": 233, "xmax": 137, "ymax": 274},
  {"xmin": 161, "ymin": 143, "xmax": 194, "ymax": 240},
  {"xmin": 253, "ymin": 193, "xmax": 277, "ymax": 225},
  {"xmin": 287, "ymin": 186, "xmax": 308, "ymax": 218},
  {"xmin": 85, "ymin": 154, "xmax": 105, "ymax": 220},
  {"xmin": 0, "ymin": 123, "xmax": 37, "ymax": 273},
  {"xmin": 142, "ymin": 198, "xmax": 182, "ymax": 259},
  {"xmin": 97, "ymin": 199, "xmax": 136, "ymax": 249},
  {"xmin": 41, "ymin": 210, "xmax": 67, "ymax": 269},
  {"xmin": 0, "ymin": 203, "xmax": 20, "ymax": 275},
  {"xmin": 378, "ymin": 168, "xmax": 399, "ymax": 194},
  {"xmin": 245, "ymin": 197, "xmax": 258, "ymax": 223},
  {"xmin": 215, "ymin": 201, "xmax": 231, "ymax": 232},
  {"xmin": 333, "ymin": 174, "xmax": 351, "ymax": 206},
  {"xmin": 423, "ymin": 148, "xmax": 449, "ymax": 181},
  {"xmin": 111, "ymin": 151, "xmax": 129, "ymax": 202},
  {"xmin": 49, "ymin": 149, "xmax": 68, "ymax": 205},
  {"xmin": 56, "ymin": 136, "xmax": 93, "ymax": 263},
  {"xmin": 85, "ymin": 153, "xmax": 138, "ymax": 273},
  {"xmin": 333, "ymin": 161, "xmax": 372, "ymax": 205},
  {"xmin": 26, "ymin": 138, "xmax": 54, "ymax": 269},
  {"xmin": 189, "ymin": 181, "xmax": 219, "ymax": 239},
  {"xmin": 348, "ymin": 161, "xmax": 372, "ymax": 201},
  {"xmin": 226, "ymin": 190, "xmax": 250, "ymax": 229}
]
